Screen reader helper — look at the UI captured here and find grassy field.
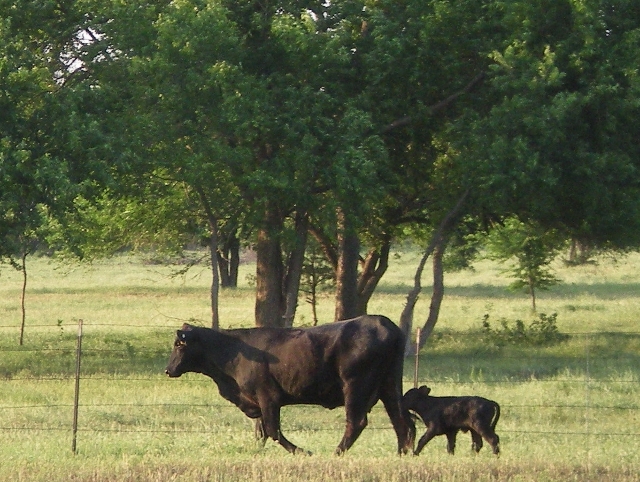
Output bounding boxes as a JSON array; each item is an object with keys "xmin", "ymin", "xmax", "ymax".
[{"xmin": 0, "ymin": 250, "xmax": 639, "ymax": 481}]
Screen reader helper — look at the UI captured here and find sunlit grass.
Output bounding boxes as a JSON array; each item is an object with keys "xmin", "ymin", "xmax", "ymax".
[{"xmin": 1, "ymin": 250, "xmax": 639, "ymax": 480}]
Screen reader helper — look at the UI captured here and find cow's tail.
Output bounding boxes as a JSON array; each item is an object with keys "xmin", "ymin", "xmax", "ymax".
[
  {"xmin": 395, "ymin": 327, "xmax": 416, "ymax": 452},
  {"xmin": 491, "ymin": 402, "xmax": 501, "ymax": 430}
]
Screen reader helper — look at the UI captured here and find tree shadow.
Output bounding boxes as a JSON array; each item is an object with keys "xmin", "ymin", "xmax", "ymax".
[
  {"xmin": 406, "ymin": 332, "xmax": 640, "ymax": 383},
  {"xmin": 378, "ymin": 282, "xmax": 640, "ymax": 300}
]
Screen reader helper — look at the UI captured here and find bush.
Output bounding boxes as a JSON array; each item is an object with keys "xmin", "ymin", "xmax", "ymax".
[{"xmin": 481, "ymin": 312, "xmax": 569, "ymax": 347}]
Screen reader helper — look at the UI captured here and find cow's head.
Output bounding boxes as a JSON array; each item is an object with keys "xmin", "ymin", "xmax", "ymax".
[{"xmin": 165, "ymin": 324, "xmax": 202, "ymax": 377}]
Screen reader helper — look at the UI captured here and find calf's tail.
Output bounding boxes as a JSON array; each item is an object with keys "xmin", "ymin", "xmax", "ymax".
[{"xmin": 491, "ymin": 402, "xmax": 501, "ymax": 430}]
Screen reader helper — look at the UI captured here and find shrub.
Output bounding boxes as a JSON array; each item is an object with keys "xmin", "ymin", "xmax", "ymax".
[{"xmin": 481, "ymin": 312, "xmax": 569, "ymax": 347}]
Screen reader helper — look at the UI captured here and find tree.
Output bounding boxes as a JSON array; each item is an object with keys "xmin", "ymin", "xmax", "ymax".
[
  {"xmin": 300, "ymin": 238, "xmax": 335, "ymax": 326},
  {"xmin": 452, "ymin": 0, "xmax": 640, "ymax": 250},
  {"xmin": 73, "ymin": 0, "xmax": 401, "ymax": 327},
  {"xmin": 400, "ymin": 0, "xmax": 640, "ymax": 342},
  {"xmin": 309, "ymin": 0, "xmax": 498, "ymax": 321},
  {"xmin": 16, "ymin": 0, "xmax": 638, "ymax": 337},
  {"xmin": 0, "ymin": 0, "xmax": 96, "ymax": 343},
  {"xmin": 485, "ymin": 217, "xmax": 564, "ymax": 312}
]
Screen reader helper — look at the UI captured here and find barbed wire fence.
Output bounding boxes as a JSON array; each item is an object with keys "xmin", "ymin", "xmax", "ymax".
[{"xmin": 0, "ymin": 320, "xmax": 638, "ymax": 457}]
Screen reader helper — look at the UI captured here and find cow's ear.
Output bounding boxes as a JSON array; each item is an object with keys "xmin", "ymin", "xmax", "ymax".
[
  {"xmin": 419, "ymin": 386, "xmax": 431, "ymax": 396},
  {"xmin": 176, "ymin": 330, "xmax": 194, "ymax": 345}
]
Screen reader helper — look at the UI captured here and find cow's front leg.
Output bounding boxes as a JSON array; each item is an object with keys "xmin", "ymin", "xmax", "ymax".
[
  {"xmin": 254, "ymin": 418, "xmax": 267, "ymax": 446},
  {"xmin": 258, "ymin": 396, "xmax": 309, "ymax": 455}
]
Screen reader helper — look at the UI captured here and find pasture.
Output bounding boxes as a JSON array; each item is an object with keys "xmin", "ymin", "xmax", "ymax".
[{"xmin": 0, "ymin": 250, "xmax": 639, "ymax": 481}]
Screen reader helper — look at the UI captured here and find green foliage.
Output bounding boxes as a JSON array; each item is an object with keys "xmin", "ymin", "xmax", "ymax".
[
  {"xmin": 452, "ymin": 0, "xmax": 640, "ymax": 249},
  {"xmin": 483, "ymin": 217, "xmax": 564, "ymax": 309},
  {"xmin": 480, "ymin": 312, "xmax": 569, "ymax": 347},
  {"xmin": 300, "ymin": 239, "xmax": 335, "ymax": 325},
  {"xmin": 44, "ymin": 181, "xmax": 201, "ymax": 261},
  {"xmin": 3, "ymin": 0, "xmax": 640, "ymax": 334},
  {"xmin": 0, "ymin": 12, "xmax": 65, "ymax": 262}
]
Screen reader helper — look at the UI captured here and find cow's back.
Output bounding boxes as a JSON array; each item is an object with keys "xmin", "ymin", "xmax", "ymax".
[
  {"xmin": 330, "ymin": 315, "xmax": 405, "ymax": 373},
  {"xmin": 228, "ymin": 315, "xmax": 404, "ymax": 407}
]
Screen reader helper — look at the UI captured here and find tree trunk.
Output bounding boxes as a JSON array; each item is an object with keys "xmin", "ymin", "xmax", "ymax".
[
  {"xmin": 310, "ymin": 222, "xmax": 390, "ymax": 318},
  {"xmin": 356, "ymin": 237, "xmax": 391, "ymax": 315},
  {"xmin": 217, "ymin": 231, "xmax": 240, "ymax": 288},
  {"xmin": 282, "ymin": 212, "xmax": 308, "ymax": 327},
  {"xmin": 195, "ymin": 186, "xmax": 220, "ymax": 329},
  {"xmin": 399, "ymin": 245, "xmax": 433, "ymax": 354},
  {"xmin": 255, "ymin": 207, "xmax": 286, "ymax": 327},
  {"xmin": 208, "ymin": 225, "xmax": 220, "ymax": 329},
  {"xmin": 529, "ymin": 276, "xmax": 537, "ymax": 313},
  {"xmin": 19, "ymin": 251, "xmax": 27, "ymax": 346},
  {"xmin": 334, "ymin": 207, "xmax": 360, "ymax": 321},
  {"xmin": 418, "ymin": 241, "xmax": 445, "ymax": 345},
  {"xmin": 399, "ymin": 190, "xmax": 470, "ymax": 353}
]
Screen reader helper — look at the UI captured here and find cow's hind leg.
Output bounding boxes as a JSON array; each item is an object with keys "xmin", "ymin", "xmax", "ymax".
[
  {"xmin": 336, "ymin": 383, "xmax": 375, "ymax": 455},
  {"xmin": 380, "ymin": 384, "xmax": 415, "ymax": 455},
  {"xmin": 254, "ymin": 418, "xmax": 267, "ymax": 446},
  {"xmin": 336, "ymin": 402, "xmax": 368, "ymax": 455}
]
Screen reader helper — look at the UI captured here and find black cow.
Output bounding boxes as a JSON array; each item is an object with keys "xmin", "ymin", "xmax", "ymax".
[
  {"xmin": 403, "ymin": 385, "xmax": 500, "ymax": 456},
  {"xmin": 165, "ymin": 314, "xmax": 415, "ymax": 455}
]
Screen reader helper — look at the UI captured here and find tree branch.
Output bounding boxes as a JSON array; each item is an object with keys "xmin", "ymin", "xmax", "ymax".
[{"xmin": 380, "ymin": 71, "xmax": 486, "ymax": 134}]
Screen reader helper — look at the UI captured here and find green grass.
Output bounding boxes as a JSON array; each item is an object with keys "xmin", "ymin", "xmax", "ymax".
[{"xmin": 0, "ymin": 251, "xmax": 639, "ymax": 481}]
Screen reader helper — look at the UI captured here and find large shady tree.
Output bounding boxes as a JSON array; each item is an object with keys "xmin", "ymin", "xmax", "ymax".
[
  {"xmin": 0, "ymin": 0, "xmax": 109, "ymax": 343},
  {"xmin": 396, "ymin": 0, "xmax": 640, "ymax": 345},
  {"xmin": 17, "ymin": 0, "xmax": 640, "ymax": 336},
  {"xmin": 68, "ymin": 0, "xmax": 393, "ymax": 327},
  {"xmin": 454, "ymin": 0, "xmax": 640, "ymax": 247}
]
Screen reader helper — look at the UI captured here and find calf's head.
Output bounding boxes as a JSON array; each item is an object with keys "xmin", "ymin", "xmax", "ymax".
[
  {"xmin": 403, "ymin": 385, "xmax": 432, "ymax": 410},
  {"xmin": 165, "ymin": 324, "xmax": 201, "ymax": 377}
]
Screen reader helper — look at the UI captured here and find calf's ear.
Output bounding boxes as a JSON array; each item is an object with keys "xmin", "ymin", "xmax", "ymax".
[{"xmin": 419, "ymin": 386, "xmax": 431, "ymax": 396}]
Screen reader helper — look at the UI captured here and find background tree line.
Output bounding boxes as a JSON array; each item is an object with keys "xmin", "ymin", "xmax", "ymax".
[{"xmin": 2, "ymin": 0, "xmax": 639, "ymax": 343}]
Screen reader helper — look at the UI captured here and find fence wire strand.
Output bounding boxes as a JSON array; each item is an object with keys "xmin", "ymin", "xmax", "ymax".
[{"xmin": 0, "ymin": 323, "xmax": 638, "ymax": 448}]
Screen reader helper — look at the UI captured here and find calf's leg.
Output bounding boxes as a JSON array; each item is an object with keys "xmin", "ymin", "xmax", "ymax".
[
  {"xmin": 470, "ymin": 430, "xmax": 483, "ymax": 452},
  {"xmin": 476, "ymin": 425, "xmax": 500, "ymax": 455},
  {"xmin": 414, "ymin": 425, "xmax": 439, "ymax": 455},
  {"xmin": 445, "ymin": 430, "xmax": 457, "ymax": 454},
  {"xmin": 486, "ymin": 431, "xmax": 500, "ymax": 455}
]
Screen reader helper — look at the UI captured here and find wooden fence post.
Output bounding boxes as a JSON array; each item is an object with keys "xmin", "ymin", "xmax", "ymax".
[
  {"xmin": 413, "ymin": 328, "xmax": 421, "ymax": 388},
  {"xmin": 72, "ymin": 319, "xmax": 83, "ymax": 454}
]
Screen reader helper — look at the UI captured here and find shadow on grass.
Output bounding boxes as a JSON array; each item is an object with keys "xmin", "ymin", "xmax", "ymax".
[
  {"xmin": 1, "ymin": 327, "xmax": 639, "ymax": 382},
  {"xmin": 376, "ymin": 282, "xmax": 640, "ymax": 300},
  {"xmin": 407, "ymin": 331, "xmax": 640, "ymax": 383},
  {"xmin": 0, "ymin": 330, "xmax": 172, "ymax": 379}
]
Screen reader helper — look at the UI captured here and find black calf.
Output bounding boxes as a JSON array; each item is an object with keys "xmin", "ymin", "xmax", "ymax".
[{"xmin": 403, "ymin": 385, "xmax": 500, "ymax": 455}]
